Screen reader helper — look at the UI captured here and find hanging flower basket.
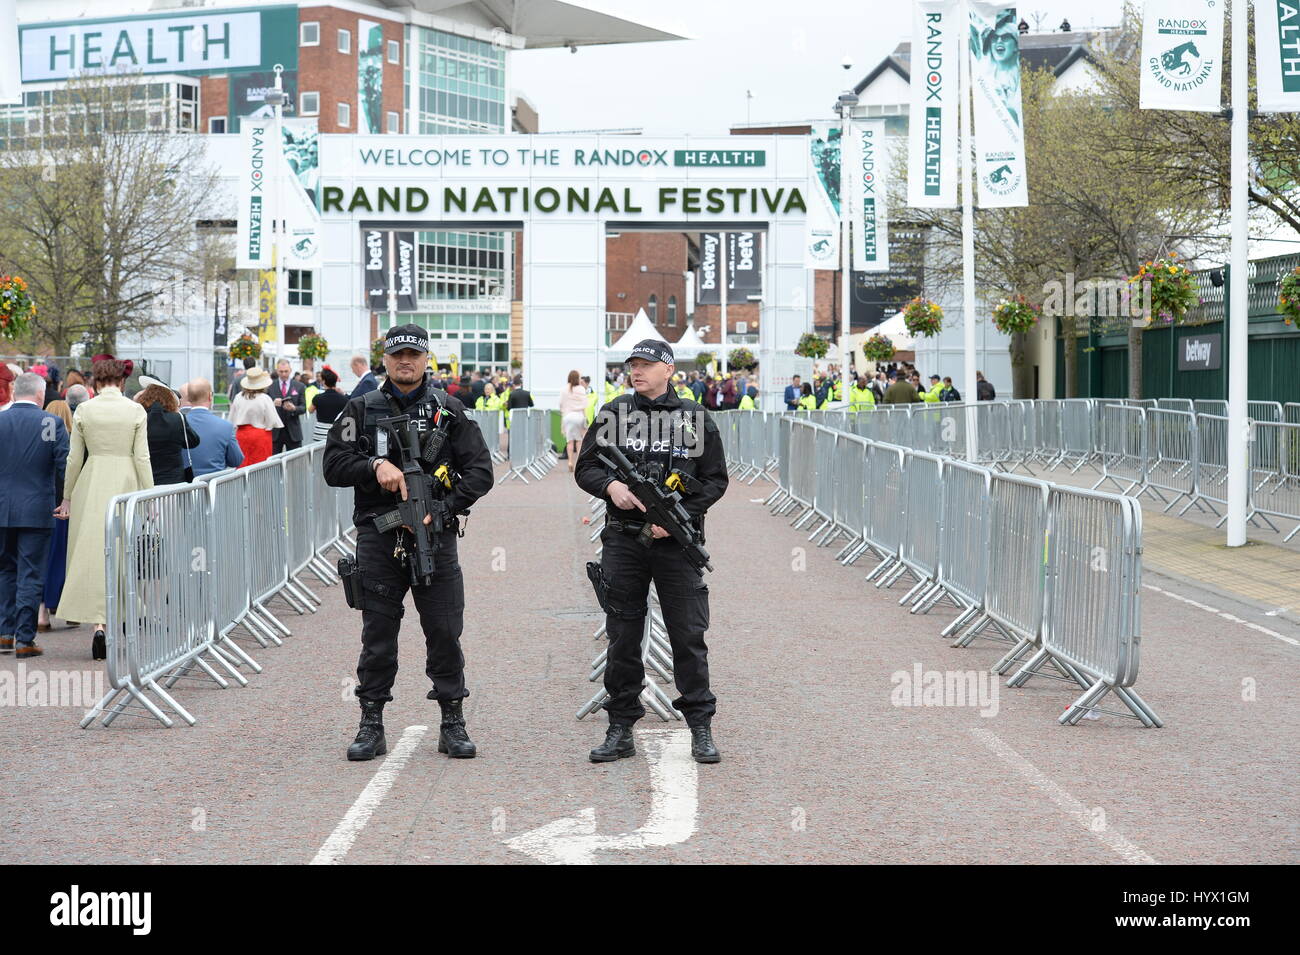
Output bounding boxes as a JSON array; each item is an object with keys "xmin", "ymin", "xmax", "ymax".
[
  {"xmin": 902, "ymin": 297, "xmax": 943, "ymax": 338},
  {"xmin": 695, "ymin": 351, "xmax": 715, "ymax": 369},
  {"xmin": 1277, "ymin": 266, "xmax": 1300, "ymax": 327},
  {"xmin": 370, "ymin": 337, "xmax": 385, "ymax": 368},
  {"xmin": 510, "ymin": 356, "xmax": 523, "ymax": 369},
  {"xmin": 728, "ymin": 346, "xmax": 756, "ymax": 369},
  {"xmin": 862, "ymin": 332, "xmax": 895, "ymax": 362},
  {"xmin": 793, "ymin": 332, "xmax": 829, "ymax": 359},
  {"xmin": 297, "ymin": 333, "xmax": 329, "ymax": 362},
  {"xmin": 0, "ymin": 275, "xmax": 36, "ymax": 341},
  {"xmin": 991, "ymin": 294, "xmax": 1042, "ymax": 335},
  {"xmin": 229, "ymin": 335, "xmax": 261, "ymax": 361},
  {"xmin": 1127, "ymin": 253, "xmax": 1198, "ymax": 326}
]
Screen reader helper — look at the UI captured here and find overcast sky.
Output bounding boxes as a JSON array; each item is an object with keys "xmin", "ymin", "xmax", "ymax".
[
  {"xmin": 512, "ymin": 0, "xmax": 1128, "ymax": 135},
  {"xmin": 22, "ymin": 0, "xmax": 1126, "ymax": 135}
]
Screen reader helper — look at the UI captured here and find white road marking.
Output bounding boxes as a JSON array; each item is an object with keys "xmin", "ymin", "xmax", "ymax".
[
  {"xmin": 311, "ymin": 724, "xmax": 429, "ymax": 865},
  {"xmin": 1143, "ymin": 583, "xmax": 1300, "ymax": 647},
  {"xmin": 969, "ymin": 728, "xmax": 1158, "ymax": 866},
  {"xmin": 505, "ymin": 728, "xmax": 698, "ymax": 864}
]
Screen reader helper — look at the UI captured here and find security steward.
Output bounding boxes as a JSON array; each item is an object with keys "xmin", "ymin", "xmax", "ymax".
[
  {"xmin": 575, "ymin": 340, "xmax": 729, "ymax": 764},
  {"xmin": 323, "ymin": 324, "xmax": 493, "ymax": 762}
]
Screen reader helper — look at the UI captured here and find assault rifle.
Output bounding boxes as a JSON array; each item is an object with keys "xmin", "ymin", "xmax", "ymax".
[{"xmin": 595, "ymin": 435, "xmax": 713, "ymax": 573}]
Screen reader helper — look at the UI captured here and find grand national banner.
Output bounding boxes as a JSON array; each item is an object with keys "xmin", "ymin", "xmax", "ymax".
[
  {"xmin": 236, "ymin": 121, "xmax": 277, "ymax": 270},
  {"xmin": 907, "ymin": 0, "xmax": 958, "ymax": 208},
  {"xmin": 969, "ymin": 3, "xmax": 1028, "ymax": 208},
  {"xmin": 1139, "ymin": 0, "xmax": 1224, "ymax": 111},
  {"xmin": 848, "ymin": 119, "xmax": 889, "ymax": 272},
  {"xmin": 1255, "ymin": 2, "xmax": 1300, "ymax": 111},
  {"xmin": 804, "ymin": 125, "xmax": 841, "ymax": 268}
]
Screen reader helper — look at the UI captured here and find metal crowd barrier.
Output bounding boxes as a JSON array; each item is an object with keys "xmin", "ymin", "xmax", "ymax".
[
  {"xmin": 761, "ymin": 398, "xmax": 1300, "ymax": 541},
  {"xmin": 82, "ymin": 442, "xmax": 355, "ymax": 729},
  {"xmin": 465, "ymin": 409, "xmax": 506, "ymax": 464},
  {"xmin": 754, "ymin": 412, "xmax": 1162, "ymax": 726},
  {"xmin": 497, "ymin": 408, "xmax": 556, "ymax": 484}
]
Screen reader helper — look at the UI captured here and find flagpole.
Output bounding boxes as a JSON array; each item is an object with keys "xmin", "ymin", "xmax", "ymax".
[
  {"xmin": 959, "ymin": 0, "xmax": 978, "ymax": 460},
  {"xmin": 1226, "ymin": 0, "xmax": 1248, "ymax": 546}
]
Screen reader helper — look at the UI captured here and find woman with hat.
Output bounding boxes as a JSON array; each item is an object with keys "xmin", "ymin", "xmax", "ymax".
[
  {"xmin": 135, "ymin": 376, "xmax": 201, "ymax": 485},
  {"xmin": 54, "ymin": 357, "xmax": 154, "ymax": 660},
  {"xmin": 228, "ymin": 365, "xmax": 280, "ymax": 467}
]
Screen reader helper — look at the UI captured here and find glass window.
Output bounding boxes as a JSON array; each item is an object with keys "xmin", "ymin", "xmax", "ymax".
[
  {"xmin": 647, "ymin": 294, "xmax": 657, "ymax": 322},
  {"xmin": 667, "ymin": 296, "xmax": 678, "ymax": 327},
  {"xmin": 494, "ymin": 343, "xmax": 509, "ymax": 362},
  {"xmin": 388, "ymin": 39, "xmax": 400, "ymax": 63},
  {"xmin": 300, "ymin": 22, "xmax": 320, "ymax": 46},
  {"xmin": 287, "ymin": 270, "xmax": 313, "ymax": 307},
  {"xmin": 387, "ymin": 111, "xmax": 399, "ymax": 133},
  {"xmin": 338, "ymin": 102, "xmax": 350, "ymax": 127},
  {"xmin": 338, "ymin": 29, "xmax": 351, "ymax": 54},
  {"xmin": 208, "ymin": 116, "xmax": 227, "ymax": 134},
  {"xmin": 300, "ymin": 92, "xmax": 319, "ymax": 116}
]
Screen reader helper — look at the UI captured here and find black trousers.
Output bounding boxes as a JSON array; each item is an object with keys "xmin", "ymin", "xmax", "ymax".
[
  {"xmin": 600, "ymin": 528, "xmax": 715, "ymax": 727},
  {"xmin": 273, "ymin": 431, "xmax": 301, "ymax": 455},
  {"xmin": 353, "ymin": 521, "xmax": 467, "ymax": 704}
]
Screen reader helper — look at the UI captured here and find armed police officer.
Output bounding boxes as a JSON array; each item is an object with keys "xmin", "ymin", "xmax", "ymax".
[
  {"xmin": 323, "ymin": 324, "xmax": 493, "ymax": 762},
  {"xmin": 575, "ymin": 340, "xmax": 729, "ymax": 764}
]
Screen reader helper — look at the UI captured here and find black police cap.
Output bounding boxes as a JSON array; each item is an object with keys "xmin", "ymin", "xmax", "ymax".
[
  {"xmin": 627, "ymin": 339, "xmax": 674, "ymax": 364},
  {"xmin": 384, "ymin": 323, "xmax": 429, "ymax": 354}
]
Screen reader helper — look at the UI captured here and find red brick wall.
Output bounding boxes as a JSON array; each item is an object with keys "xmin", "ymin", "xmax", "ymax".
[
  {"xmin": 605, "ymin": 233, "xmax": 687, "ymax": 338},
  {"xmin": 199, "ymin": 75, "xmax": 228, "ymax": 131},
  {"xmin": 691, "ymin": 302, "xmax": 761, "ymax": 344},
  {"xmin": 297, "ymin": 7, "xmax": 403, "ymax": 133}
]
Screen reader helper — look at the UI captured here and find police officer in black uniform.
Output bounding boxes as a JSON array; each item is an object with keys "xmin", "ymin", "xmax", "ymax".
[
  {"xmin": 575, "ymin": 339, "xmax": 729, "ymax": 764},
  {"xmin": 323, "ymin": 324, "xmax": 493, "ymax": 761}
]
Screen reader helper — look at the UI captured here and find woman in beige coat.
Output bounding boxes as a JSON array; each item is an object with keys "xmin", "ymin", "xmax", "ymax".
[{"xmin": 54, "ymin": 358, "xmax": 154, "ymax": 659}]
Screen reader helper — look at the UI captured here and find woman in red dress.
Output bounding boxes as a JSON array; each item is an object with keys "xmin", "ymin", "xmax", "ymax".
[{"xmin": 228, "ymin": 366, "xmax": 279, "ymax": 466}]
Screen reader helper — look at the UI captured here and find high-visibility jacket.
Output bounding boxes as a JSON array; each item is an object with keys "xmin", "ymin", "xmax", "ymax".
[
  {"xmin": 798, "ymin": 394, "xmax": 817, "ymax": 411},
  {"xmin": 739, "ymin": 393, "xmax": 756, "ymax": 410},
  {"xmin": 922, "ymin": 383, "xmax": 942, "ymax": 403},
  {"xmin": 849, "ymin": 385, "xmax": 875, "ymax": 411},
  {"xmin": 832, "ymin": 380, "xmax": 843, "ymax": 401},
  {"xmin": 475, "ymin": 393, "xmax": 504, "ymax": 412},
  {"xmin": 604, "ymin": 382, "xmax": 622, "ymax": 403},
  {"xmin": 585, "ymin": 389, "xmax": 598, "ymax": 425},
  {"xmin": 675, "ymin": 383, "xmax": 693, "ymax": 401}
]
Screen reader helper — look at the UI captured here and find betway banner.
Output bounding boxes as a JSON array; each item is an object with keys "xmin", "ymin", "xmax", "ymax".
[
  {"xmin": 907, "ymin": 0, "xmax": 958, "ymax": 208},
  {"xmin": 393, "ymin": 231, "xmax": 417, "ymax": 312},
  {"xmin": 969, "ymin": 3, "xmax": 1028, "ymax": 208},
  {"xmin": 848, "ymin": 119, "xmax": 889, "ymax": 272},
  {"xmin": 1255, "ymin": 1, "xmax": 1300, "ymax": 111},
  {"xmin": 236, "ymin": 121, "xmax": 276, "ymax": 270},
  {"xmin": 1139, "ymin": 0, "xmax": 1224, "ymax": 111},
  {"xmin": 804, "ymin": 124, "xmax": 841, "ymax": 268}
]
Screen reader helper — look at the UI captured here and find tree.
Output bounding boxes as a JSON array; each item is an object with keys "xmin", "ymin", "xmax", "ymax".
[
  {"xmin": 897, "ymin": 31, "xmax": 1224, "ymax": 398},
  {"xmin": 0, "ymin": 71, "xmax": 222, "ymax": 355}
]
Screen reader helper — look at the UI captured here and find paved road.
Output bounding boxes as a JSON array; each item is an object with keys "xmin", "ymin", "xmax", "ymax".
[{"xmin": 2, "ymin": 464, "xmax": 1296, "ymax": 865}]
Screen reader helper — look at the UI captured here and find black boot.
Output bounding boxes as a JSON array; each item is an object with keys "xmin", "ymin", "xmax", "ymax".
[
  {"xmin": 436, "ymin": 699, "xmax": 477, "ymax": 758},
  {"xmin": 589, "ymin": 723, "xmax": 635, "ymax": 763},
  {"xmin": 689, "ymin": 723, "xmax": 721, "ymax": 763},
  {"xmin": 347, "ymin": 700, "xmax": 387, "ymax": 761}
]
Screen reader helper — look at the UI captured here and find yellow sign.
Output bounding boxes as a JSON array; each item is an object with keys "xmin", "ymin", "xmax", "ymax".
[{"xmin": 258, "ymin": 259, "xmax": 277, "ymax": 345}]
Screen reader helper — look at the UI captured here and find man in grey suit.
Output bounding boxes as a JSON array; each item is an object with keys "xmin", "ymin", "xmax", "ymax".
[{"xmin": 0, "ymin": 374, "xmax": 69, "ymax": 658}]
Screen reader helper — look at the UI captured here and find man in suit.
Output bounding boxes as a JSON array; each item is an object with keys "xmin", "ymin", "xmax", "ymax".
[
  {"xmin": 349, "ymin": 354, "xmax": 379, "ymax": 398},
  {"xmin": 183, "ymin": 377, "xmax": 244, "ymax": 476},
  {"xmin": 0, "ymin": 374, "xmax": 69, "ymax": 658},
  {"xmin": 270, "ymin": 359, "xmax": 305, "ymax": 454},
  {"xmin": 784, "ymin": 374, "xmax": 802, "ymax": 411}
]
